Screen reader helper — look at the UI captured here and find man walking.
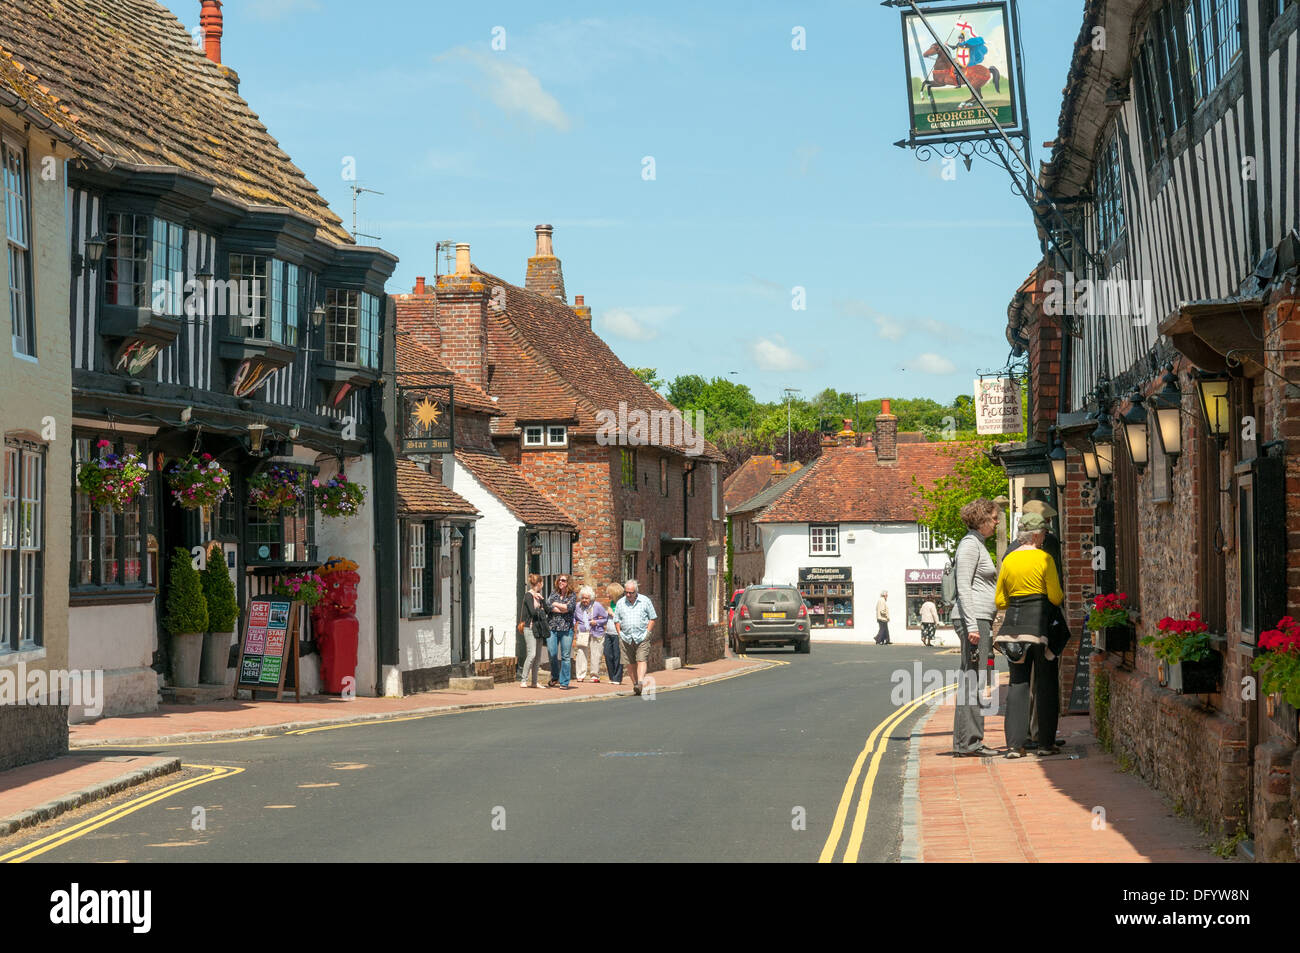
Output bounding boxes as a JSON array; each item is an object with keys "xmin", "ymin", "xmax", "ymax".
[
  {"xmin": 613, "ymin": 579, "xmax": 656, "ymax": 696},
  {"xmin": 919, "ymin": 597, "xmax": 940, "ymax": 646},
  {"xmin": 874, "ymin": 590, "xmax": 891, "ymax": 644}
]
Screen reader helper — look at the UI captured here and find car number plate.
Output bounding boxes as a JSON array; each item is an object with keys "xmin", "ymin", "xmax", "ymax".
[{"xmin": 761, "ymin": 612, "xmax": 784, "ymax": 619}]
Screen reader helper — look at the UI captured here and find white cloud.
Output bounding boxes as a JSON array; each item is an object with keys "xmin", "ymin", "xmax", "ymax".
[
  {"xmin": 600, "ymin": 306, "xmax": 681, "ymax": 341},
  {"xmin": 442, "ymin": 49, "xmax": 571, "ymax": 131},
  {"xmin": 792, "ymin": 143, "xmax": 821, "ymax": 177},
  {"xmin": 911, "ymin": 353, "xmax": 957, "ymax": 375},
  {"xmin": 750, "ymin": 336, "xmax": 810, "ymax": 372},
  {"xmin": 249, "ymin": 0, "xmax": 321, "ymax": 20},
  {"xmin": 834, "ymin": 297, "xmax": 906, "ymax": 341}
]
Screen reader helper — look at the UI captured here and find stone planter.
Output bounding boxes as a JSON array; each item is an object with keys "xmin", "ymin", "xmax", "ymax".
[
  {"xmin": 200, "ymin": 629, "xmax": 233, "ymax": 686},
  {"xmin": 170, "ymin": 632, "xmax": 204, "ymax": 688},
  {"xmin": 1162, "ymin": 650, "xmax": 1222, "ymax": 695},
  {"xmin": 1095, "ymin": 624, "xmax": 1134, "ymax": 652}
]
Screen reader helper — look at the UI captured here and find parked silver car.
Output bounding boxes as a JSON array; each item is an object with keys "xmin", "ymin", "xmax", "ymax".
[{"xmin": 730, "ymin": 585, "xmax": 810, "ymax": 654}]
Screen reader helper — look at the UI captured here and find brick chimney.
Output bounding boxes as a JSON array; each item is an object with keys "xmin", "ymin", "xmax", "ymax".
[
  {"xmin": 573, "ymin": 294, "xmax": 592, "ymax": 323},
  {"xmin": 874, "ymin": 399, "xmax": 898, "ymax": 463},
  {"xmin": 200, "ymin": 1, "xmax": 224, "ymax": 64},
  {"xmin": 525, "ymin": 224, "xmax": 566, "ymax": 301},
  {"xmin": 430, "ymin": 242, "xmax": 490, "ymax": 390}
]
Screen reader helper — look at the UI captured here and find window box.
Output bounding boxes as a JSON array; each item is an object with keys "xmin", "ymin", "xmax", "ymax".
[
  {"xmin": 219, "ymin": 335, "xmax": 296, "ymax": 371},
  {"xmin": 1160, "ymin": 649, "xmax": 1222, "ymax": 695},
  {"xmin": 1095, "ymin": 624, "xmax": 1134, "ymax": 652},
  {"xmin": 315, "ymin": 358, "xmax": 380, "ymax": 390}
]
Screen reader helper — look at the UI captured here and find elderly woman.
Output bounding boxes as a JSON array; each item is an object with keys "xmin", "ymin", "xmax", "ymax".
[
  {"xmin": 518, "ymin": 574, "xmax": 548, "ymax": 688},
  {"xmin": 994, "ymin": 512, "xmax": 1064, "ymax": 758},
  {"xmin": 952, "ymin": 497, "xmax": 1000, "ymax": 758},
  {"xmin": 573, "ymin": 585, "xmax": 609, "ymax": 683},
  {"xmin": 545, "ymin": 574, "xmax": 578, "ymax": 689},
  {"xmin": 603, "ymin": 582, "xmax": 625, "ymax": 685}
]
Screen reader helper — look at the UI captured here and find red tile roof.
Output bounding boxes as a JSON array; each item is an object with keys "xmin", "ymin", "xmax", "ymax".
[
  {"xmin": 474, "ymin": 267, "xmax": 723, "ymax": 462},
  {"xmin": 396, "ymin": 460, "xmax": 480, "ymax": 518},
  {"xmin": 395, "ymin": 337, "xmax": 501, "ymax": 416},
  {"xmin": 754, "ymin": 444, "xmax": 963, "ymax": 524},
  {"xmin": 723, "ymin": 455, "xmax": 803, "ymax": 511},
  {"xmin": 455, "ymin": 449, "xmax": 576, "ymax": 529},
  {"xmin": 0, "ymin": 0, "xmax": 351, "ymax": 242}
]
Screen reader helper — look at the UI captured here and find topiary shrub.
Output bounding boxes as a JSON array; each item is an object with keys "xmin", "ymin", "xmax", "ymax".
[
  {"xmin": 200, "ymin": 543, "xmax": 239, "ymax": 633},
  {"xmin": 164, "ymin": 548, "xmax": 209, "ymax": 635}
]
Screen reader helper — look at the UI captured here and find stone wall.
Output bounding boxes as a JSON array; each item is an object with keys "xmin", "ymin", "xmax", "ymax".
[{"xmin": 0, "ymin": 705, "xmax": 68, "ymax": 772}]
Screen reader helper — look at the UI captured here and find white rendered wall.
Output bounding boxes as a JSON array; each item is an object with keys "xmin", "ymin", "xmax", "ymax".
[
  {"xmin": 314, "ymin": 454, "xmax": 378, "ymax": 696},
  {"xmin": 449, "ymin": 459, "xmax": 522, "ymax": 661}
]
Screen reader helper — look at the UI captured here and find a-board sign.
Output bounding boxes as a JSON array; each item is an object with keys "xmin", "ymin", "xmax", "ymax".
[
  {"xmin": 1067, "ymin": 628, "xmax": 1094, "ymax": 714},
  {"xmin": 234, "ymin": 598, "xmax": 301, "ymax": 702}
]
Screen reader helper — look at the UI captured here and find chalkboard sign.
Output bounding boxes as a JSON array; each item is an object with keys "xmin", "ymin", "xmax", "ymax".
[
  {"xmin": 234, "ymin": 598, "xmax": 301, "ymax": 702},
  {"xmin": 1067, "ymin": 629, "xmax": 1094, "ymax": 714}
]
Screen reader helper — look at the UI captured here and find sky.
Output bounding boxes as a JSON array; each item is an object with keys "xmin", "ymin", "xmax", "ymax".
[{"xmin": 161, "ymin": 0, "xmax": 1086, "ymax": 406}]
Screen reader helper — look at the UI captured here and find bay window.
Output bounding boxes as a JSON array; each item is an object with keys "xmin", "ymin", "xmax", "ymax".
[
  {"xmin": 324, "ymin": 289, "xmax": 380, "ymax": 369},
  {"xmin": 71, "ymin": 434, "xmax": 154, "ymax": 594},
  {"xmin": 2, "ymin": 439, "xmax": 44, "ymax": 649},
  {"xmin": 150, "ymin": 218, "xmax": 185, "ymax": 317},
  {"xmin": 229, "ymin": 254, "xmax": 298, "ymax": 347}
]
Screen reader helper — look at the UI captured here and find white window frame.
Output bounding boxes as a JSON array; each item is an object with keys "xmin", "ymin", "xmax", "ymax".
[
  {"xmin": 4, "ymin": 135, "xmax": 34, "ymax": 358},
  {"xmin": 523, "ymin": 426, "xmax": 545, "ymax": 447},
  {"xmin": 546, "ymin": 425, "xmax": 568, "ymax": 447},
  {"xmin": 918, "ymin": 524, "xmax": 944, "ymax": 553},
  {"xmin": 809, "ymin": 523, "xmax": 839, "ymax": 556},
  {"xmin": 2, "ymin": 440, "xmax": 44, "ymax": 650},
  {"xmin": 409, "ymin": 522, "xmax": 426, "ymax": 616}
]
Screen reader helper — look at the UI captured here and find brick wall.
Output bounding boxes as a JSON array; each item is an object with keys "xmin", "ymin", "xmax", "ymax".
[
  {"xmin": 1058, "ymin": 456, "xmax": 1094, "ymax": 712},
  {"xmin": 455, "ymin": 411, "xmax": 495, "ymax": 452}
]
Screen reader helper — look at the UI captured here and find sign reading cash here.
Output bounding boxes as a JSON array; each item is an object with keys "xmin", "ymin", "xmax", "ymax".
[{"xmin": 238, "ymin": 599, "xmax": 293, "ymax": 686}]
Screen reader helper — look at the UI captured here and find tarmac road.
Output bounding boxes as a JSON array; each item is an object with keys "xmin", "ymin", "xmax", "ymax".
[{"xmin": 19, "ymin": 642, "xmax": 952, "ymax": 863}]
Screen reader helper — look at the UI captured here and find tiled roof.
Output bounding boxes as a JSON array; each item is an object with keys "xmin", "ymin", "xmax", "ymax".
[
  {"xmin": 729, "ymin": 464, "xmax": 813, "ymax": 517},
  {"xmin": 475, "ymin": 267, "xmax": 724, "ymax": 462},
  {"xmin": 0, "ymin": 0, "xmax": 351, "ymax": 243},
  {"xmin": 723, "ymin": 455, "xmax": 802, "ymax": 512},
  {"xmin": 455, "ymin": 449, "xmax": 576, "ymax": 529},
  {"xmin": 395, "ymin": 337, "xmax": 501, "ymax": 416},
  {"xmin": 396, "ymin": 460, "xmax": 480, "ymax": 518},
  {"xmin": 754, "ymin": 444, "xmax": 963, "ymax": 524}
]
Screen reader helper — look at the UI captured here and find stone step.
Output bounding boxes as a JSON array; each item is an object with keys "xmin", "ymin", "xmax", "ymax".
[{"xmin": 447, "ymin": 676, "xmax": 495, "ymax": 692}]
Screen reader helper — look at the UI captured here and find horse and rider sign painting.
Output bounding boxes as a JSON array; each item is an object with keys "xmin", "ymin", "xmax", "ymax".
[{"xmin": 898, "ymin": 1, "xmax": 1023, "ymax": 138}]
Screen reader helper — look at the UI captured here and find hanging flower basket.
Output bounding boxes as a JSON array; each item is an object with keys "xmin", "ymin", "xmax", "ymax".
[
  {"xmin": 313, "ymin": 472, "xmax": 367, "ymax": 520},
  {"xmin": 166, "ymin": 453, "xmax": 232, "ymax": 511},
  {"xmin": 268, "ymin": 571, "xmax": 327, "ymax": 608},
  {"xmin": 248, "ymin": 465, "xmax": 305, "ymax": 512},
  {"xmin": 76, "ymin": 440, "xmax": 149, "ymax": 512}
]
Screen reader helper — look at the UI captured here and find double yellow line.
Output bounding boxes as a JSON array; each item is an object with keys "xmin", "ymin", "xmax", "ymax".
[
  {"xmin": 0, "ymin": 764, "xmax": 242, "ymax": 863},
  {"xmin": 818, "ymin": 684, "xmax": 953, "ymax": 863}
]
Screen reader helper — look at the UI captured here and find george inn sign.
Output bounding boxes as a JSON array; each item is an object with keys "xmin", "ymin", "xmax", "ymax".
[{"xmin": 399, "ymin": 383, "xmax": 455, "ymax": 455}]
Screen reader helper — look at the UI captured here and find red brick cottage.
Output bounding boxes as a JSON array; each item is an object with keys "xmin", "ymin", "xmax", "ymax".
[{"xmin": 395, "ymin": 231, "xmax": 728, "ymax": 667}]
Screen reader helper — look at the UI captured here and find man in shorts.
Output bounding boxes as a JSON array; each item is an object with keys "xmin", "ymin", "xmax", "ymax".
[{"xmin": 613, "ymin": 578, "xmax": 657, "ymax": 696}]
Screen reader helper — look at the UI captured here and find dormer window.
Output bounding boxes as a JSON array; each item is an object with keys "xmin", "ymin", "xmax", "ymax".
[
  {"xmin": 546, "ymin": 426, "xmax": 568, "ymax": 447},
  {"xmin": 523, "ymin": 426, "xmax": 545, "ymax": 447},
  {"xmin": 228, "ymin": 255, "xmax": 298, "ymax": 347},
  {"xmin": 324, "ymin": 289, "xmax": 380, "ymax": 368}
]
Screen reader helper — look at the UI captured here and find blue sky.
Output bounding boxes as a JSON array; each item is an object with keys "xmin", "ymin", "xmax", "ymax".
[{"xmin": 162, "ymin": 0, "xmax": 1085, "ymax": 405}]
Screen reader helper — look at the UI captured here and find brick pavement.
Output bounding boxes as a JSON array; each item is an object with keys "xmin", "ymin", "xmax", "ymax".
[
  {"xmin": 0, "ymin": 754, "xmax": 179, "ymax": 837},
  {"xmin": 915, "ymin": 681, "xmax": 1225, "ymax": 863}
]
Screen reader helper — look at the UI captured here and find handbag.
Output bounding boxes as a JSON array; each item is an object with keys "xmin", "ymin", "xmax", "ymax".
[
  {"xmin": 517, "ymin": 620, "xmax": 526, "ymax": 635},
  {"xmin": 575, "ymin": 627, "xmax": 590, "ymax": 647},
  {"xmin": 996, "ymin": 640, "xmax": 1029, "ymax": 663}
]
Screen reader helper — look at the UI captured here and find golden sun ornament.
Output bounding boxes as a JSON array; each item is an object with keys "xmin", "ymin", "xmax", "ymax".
[{"xmin": 412, "ymin": 397, "xmax": 442, "ymax": 430}]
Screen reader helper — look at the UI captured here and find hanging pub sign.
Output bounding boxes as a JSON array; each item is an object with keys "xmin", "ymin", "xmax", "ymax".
[
  {"xmin": 231, "ymin": 358, "xmax": 280, "ymax": 399},
  {"xmin": 899, "ymin": 1, "xmax": 1022, "ymax": 138},
  {"xmin": 112, "ymin": 339, "xmax": 162, "ymax": 377},
  {"xmin": 399, "ymin": 384, "xmax": 455, "ymax": 455},
  {"xmin": 974, "ymin": 376, "xmax": 1024, "ymax": 435}
]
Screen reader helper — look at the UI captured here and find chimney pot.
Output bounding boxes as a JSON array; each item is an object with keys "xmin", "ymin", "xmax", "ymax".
[
  {"xmin": 874, "ymin": 398, "xmax": 898, "ymax": 462},
  {"xmin": 534, "ymin": 224, "xmax": 555, "ymax": 257},
  {"xmin": 575, "ymin": 295, "xmax": 584, "ymax": 306},
  {"xmin": 881, "ymin": 398, "xmax": 892, "ymax": 416},
  {"xmin": 455, "ymin": 243, "xmax": 471, "ymax": 276},
  {"xmin": 199, "ymin": 1, "xmax": 224, "ymax": 64},
  {"xmin": 414, "ymin": 276, "xmax": 426, "ymax": 295}
]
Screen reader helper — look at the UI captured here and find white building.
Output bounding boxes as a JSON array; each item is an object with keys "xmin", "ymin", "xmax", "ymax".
[{"xmin": 751, "ymin": 403, "xmax": 962, "ymax": 646}]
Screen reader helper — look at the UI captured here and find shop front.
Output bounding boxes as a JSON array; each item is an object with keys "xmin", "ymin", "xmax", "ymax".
[
  {"xmin": 904, "ymin": 568, "xmax": 951, "ymax": 628},
  {"xmin": 798, "ymin": 566, "xmax": 854, "ymax": 630}
]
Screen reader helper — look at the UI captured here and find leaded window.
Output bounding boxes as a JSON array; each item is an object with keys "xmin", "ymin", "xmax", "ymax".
[
  {"xmin": 1186, "ymin": 0, "xmax": 1241, "ymax": 102},
  {"xmin": 1095, "ymin": 136, "xmax": 1126, "ymax": 250},
  {"xmin": 324, "ymin": 289, "xmax": 380, "ymax": 369},
  {"xmin": 150, "ymin": 219, "xmax": 185, "ymax": 317},
  {"xmin": 104, "ymin": 213, "xmax": 152, "ymax": 309}
]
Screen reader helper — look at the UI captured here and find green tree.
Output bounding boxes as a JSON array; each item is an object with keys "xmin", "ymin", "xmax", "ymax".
[
  {"xmin": 666, "ymin": 374, "xmax": 706, "ymax": 409},
  {"xmin": 911, "ymin": 438, "xmax": 1010, "ymax": 558},
  {"xmin": 631, "ymin": 367, "xmax": 663, "ymax": 392},
  {"xmin": 667, "ymin": 375, "xmax": 760, "ymax": 438}
]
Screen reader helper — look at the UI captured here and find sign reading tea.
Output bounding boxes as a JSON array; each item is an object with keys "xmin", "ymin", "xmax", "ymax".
[{"xmin": 234, "ymin": 598, "xmax": 300, "ymax": 701}]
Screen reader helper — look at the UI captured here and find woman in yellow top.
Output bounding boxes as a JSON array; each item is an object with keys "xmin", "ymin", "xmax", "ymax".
[{"xmin": 994, "ymin": 512, "xmax": 1064, "ymax": 758}]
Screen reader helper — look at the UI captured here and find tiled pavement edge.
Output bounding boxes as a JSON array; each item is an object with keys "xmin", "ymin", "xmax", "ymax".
[
  {"xmin": 912, "ymin": 677, "xmax": 1225, "ymax": 863},
  {"xmin": 0, "ymin": 755, "xmax": 180, "ymax": 838},
  {"xmin": 69, "ymin": 655, "xmax": 768, "ymax": 748}
]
